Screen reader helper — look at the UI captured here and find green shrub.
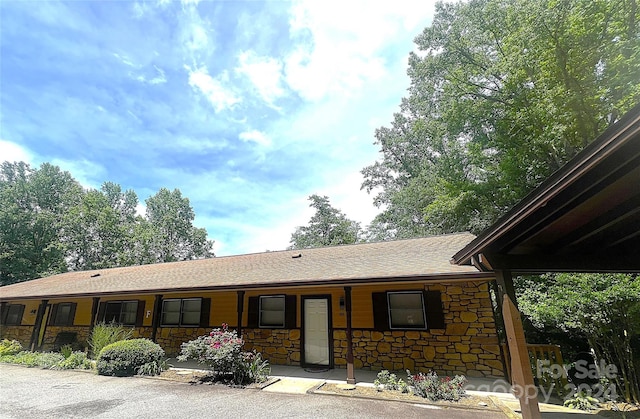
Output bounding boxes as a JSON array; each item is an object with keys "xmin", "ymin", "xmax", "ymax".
[
  {"xmin": 89, "ymin": 322, "xmax": 133, "ymax": 359},
  {"xmin": 0, "ymin": 351, "xmax": 65, "ymax": 369},
  {"xmin": 407, "ymin": 370, "xmax": 467, "ymax": 401},
  {"xmin": 178, "ymin": 324, "xmax": 270, "ymax": 385},
  {"xmin": 564, "ymin": 391, "xmax": 600, "ymax": 411},
  {"xmin": 97, "ymin": 339, "xmax": 165, "ymax": 377},
  {"xmin": 60, "ymin": 344, "xmax": 73, "ymax": 359},
  {"xmin": 0, "ymin": 339, "xmax": 23, "ymax": 356},
  {"xmin": 55, "ymin": 351, "xmax": 93, "ymax": 370}
]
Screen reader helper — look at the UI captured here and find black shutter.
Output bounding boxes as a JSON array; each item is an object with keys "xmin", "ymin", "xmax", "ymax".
[
  {"xmin": 67, "ymin": 303, "xmax": 77, "ymax": 326},
  {"xmin": 424, "ymin": 290, "xmax": 445, "ymax": 329},
  {"xmin": 199, "ymin": 298, "xmax": 211, "ymax": 327},
  {"xmin": 0, "ymin": 303, "xmax": 7, "ymax": 324},
  {"xmin": 135, "ymin": 300, "xmax": 146, "ymax": 327},
  {"xmin": 48, "ymin": 304, "xmax": 59, "ymax": 326},
  {"xmin": 247, "ymin": 297, "xmax": 259, "ymax": 328},
  {"xmin": 285, "ymin": 295, "xmax": 297, "ymax": 329},
  {"xmin": 97, "ymin": 302, "xmax": 106, "ymax": 324},
  {"xmin": 372, "ymin": 292, "xmax": 390, "ymax": 331}
]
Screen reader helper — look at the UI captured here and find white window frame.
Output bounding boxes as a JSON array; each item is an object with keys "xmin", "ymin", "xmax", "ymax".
[
  {"xmin": 161, "ymin": 298, "xmax": 202, "ymax": 327},
  {"xmin": 387, "ymin": 291, "xmax": 427, "ymax": 330},
  {"xmin": 103, "ymin": 301, "xmax": 138, "ymax": 325},
  {"xmin": 259, "ymin": 295, "xmax": 286, "ymax": 328}
]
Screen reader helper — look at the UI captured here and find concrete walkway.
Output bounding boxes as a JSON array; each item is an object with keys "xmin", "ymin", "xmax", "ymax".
[{"xmin": 167, "ymin": 359, "xmax": 594, "ymax": 418}]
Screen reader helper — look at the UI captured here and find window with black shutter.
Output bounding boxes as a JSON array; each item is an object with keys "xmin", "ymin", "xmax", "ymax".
[{"xmin": 371, "ymin": 290, "xmax": 445, "ymax": 331}]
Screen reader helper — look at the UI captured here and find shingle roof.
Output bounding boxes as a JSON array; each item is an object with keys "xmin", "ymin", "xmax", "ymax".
[{"xmin": 0, "ymin": 233, "xmax": 488, "ymax": 300}]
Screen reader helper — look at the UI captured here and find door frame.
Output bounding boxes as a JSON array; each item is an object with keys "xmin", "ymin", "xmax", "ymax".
[{"xmin": 301, "ymin": 294, "xmax": 333, "ymax": 368}]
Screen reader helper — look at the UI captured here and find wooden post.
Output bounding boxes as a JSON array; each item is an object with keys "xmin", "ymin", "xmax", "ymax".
[
  {"xmin": 498, "ymin": 269, "xmax": 541, "ymax": 419},
  {"xmin": 151, "ymin": 294, "xmax": 163, "ymax": 342},
  {"xmin": 236, "ymin": 291, "xmax": 245, "ymax": 337},
  {"xmin": 29, "ymin": 299, "xmax": 48, "ymax": 351},
  {"xmin": 344, "ymin": 286, "xmax": 355, "ymax": 384}
]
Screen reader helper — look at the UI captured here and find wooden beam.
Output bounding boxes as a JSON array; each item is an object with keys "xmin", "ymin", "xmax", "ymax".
[
  {"xmin": 236, "ymin": 290, "xmax": 245, "ymax": 337},
  {"xmin": 344, "ymin": 286, "xmax": 355, "ymax": 384},
  {"xmin": 151, "ymin": 294, "xmax": 163, "ymax": 342},
  {"xmin": 485, "ymin": 252, "xmax": 640, "ymax": 273},
  {"xmin": 29, "ymin": 300, "xmax": 48, "ymax": 351},
  {"xmin": 503, "ymin": 293, "xmax": 541, "ymax": 419}
]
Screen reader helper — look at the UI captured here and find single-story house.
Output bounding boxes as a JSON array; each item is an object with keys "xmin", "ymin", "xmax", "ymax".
[{"xmin": 0, "ymin": 232, "xmax": 504, "ymax": 378}]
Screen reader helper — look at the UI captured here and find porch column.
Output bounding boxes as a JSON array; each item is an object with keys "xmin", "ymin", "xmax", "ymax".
[
  {"xmin": 151, "ymin": 294, "xmax": 163, "ymax": 342},
  {"xmin": 29, "ymin": 299, "xmax": 48, "ymax": 351},
  {"xmin": 344, "ymin": 286, "xmax": 355, "ymax": 384},
  {"xmin": 496, "ymin": 270, "xmax": 541, "ymax": 419},
  {"xmin": 236, "ymin": 291, "xmax": 245, "ymax": 337},
  {"xmin": 89, "ymin": 297, "xmax": 100, "ymax": 328}
]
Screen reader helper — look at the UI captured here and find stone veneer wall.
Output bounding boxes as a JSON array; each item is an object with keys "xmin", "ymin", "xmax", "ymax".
[
  {"xmin": 154, "ymin": 327, "xmax": 209, "ymax": 356},
  {"xmin": 41, "ymin": 326, "xmax": 92, "ymax": 351},
  {"xmin": 331, "ymin": 281, "xmax": 504, "ymax": 378},
  {"xmin": 0, "ymin": 326, "xmax": 32, "ymax": 347},
  {"xmin": 242, "ymin": 329, "xmax": 301, "ymax": 365}
]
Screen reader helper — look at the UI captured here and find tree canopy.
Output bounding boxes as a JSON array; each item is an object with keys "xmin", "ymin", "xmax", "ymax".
[
  {"xmin": 517, "ymin": 273, "xmax": 640, "ymax": 403},
  {"xmin": 361, "ymin": 0, "xmax": 640, "ymax": 240},
  {"xmin": 288, "ymin": 195, "xmax": 361, "ymax": 249},
  {"xmin": 0, "ymin": 161, "xmax": 214, "ymax": 285}
]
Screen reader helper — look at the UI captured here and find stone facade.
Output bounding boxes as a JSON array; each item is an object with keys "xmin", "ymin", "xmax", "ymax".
[
  {"xmin": 243, "ymin": 328, "xmax": 301, "ymax": 365},
  {"xmin": 0, "ymin": 326, "xmax": 32, "ymax": 347},
  {"xmin": 40, "ymin": 326, "xmax": 92, "ymax": 351},
  {"xmin": 154, "ymin": 327, "xmax": 210, "ymax": 356},
  {"xmin": 332, "ymin": 329, "xmax": 503, "ymax": 377}
]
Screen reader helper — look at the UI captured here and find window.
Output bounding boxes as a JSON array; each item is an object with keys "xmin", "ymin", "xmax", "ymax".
[
  {"xmin": 1, "ymin": 304, "xmax": 25, "ymax": 326},
  {"xmin": 247, "ymin": 295, "xmax": 296, "ymax": 329},
  {"xmin": 50, "ymin": 303, "xmax": 77, "ymax": 326},
  {"xmin": 371, "ymin": 290, "xmax": 444, "ymax": 331},
  {"xmin": 102, "ymin": 301, "xmax": 138, "ymax": 325},
  {"xmin": 259, "ymin": 296, "xmax": 285, "ymax": 328},
  {"xmin": 387, "ymin": 292, "xmax": 426, "ymax": 329},
  {"xmin": 161, "ymin": 298, "xmax": 202, "ymax": 326}
]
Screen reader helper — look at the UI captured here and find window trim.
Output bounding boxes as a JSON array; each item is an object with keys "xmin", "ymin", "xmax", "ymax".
[
  {"xmin": 102, "ymin": 300, "xmax": 139, "ymax": 326},
  {"xmin": 259, "ymin": 295, "xmax": 286, "ymax": 328},
  {"xmin": 387, "ymin": 291, "xmax": 427, "ymax": 330},
  {"xmin": 161, "ymin": 298, "xmax": 203, "ymax": 327}
]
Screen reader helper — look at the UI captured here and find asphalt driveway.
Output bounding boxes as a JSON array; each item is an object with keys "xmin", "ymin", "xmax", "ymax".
[{"xmin": 0, "ymin": 365, "xmax": 507, "ymax": 418}]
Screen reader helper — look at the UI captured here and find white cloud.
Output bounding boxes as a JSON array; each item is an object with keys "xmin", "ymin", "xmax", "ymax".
[
  {"xmin": 49, "ymin": 158, "xmax": 106, "ymax": 190},
  {"xmin": 239, "ymin": 129, "xmax": 271, "ymax": 147},
  {"xmin": 0, "ymin": 140, "xmax": 33, "ymax": 164},
  {"xmin": 284, "ymin": 0, "xmax": 437, "ymax": 101},
  {"xmin": 236, "ymin": 51, "xmax": 285, "ymax": 106},
  {"xmin": 186, "ymin": 66, "xmax": 240, "ymax": 112}
]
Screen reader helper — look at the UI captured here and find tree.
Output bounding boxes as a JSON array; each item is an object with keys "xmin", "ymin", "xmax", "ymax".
[
  {"xmin": 361, "ymin": 0, "xmax": 640, "ymax": 240},
  {"xmin": 145, "ymin": 188, "xmax": 214, "ymax": 262},
  {"xmin": 62, "ymin": 183, "xmax": 141, "ymax": 270},
  {"xmin": 517, "ymin": 273, "xmax": 640, "ymax": 403},
  {"xmin": 0, "ymin": 162, "xmax": 82, "ymax": 284},
  {"xmin": 289, "ymin": 195, "xmax": 360, "ymax": 249}
]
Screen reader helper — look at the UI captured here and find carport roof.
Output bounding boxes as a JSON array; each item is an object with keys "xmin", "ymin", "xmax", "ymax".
[
  {"xmin": 0, "ymin": 232, "xmax": 488, "ymax": 300},
  {"xmin": 452, "ymin": 103, "xmax": 640, "ymax": 273}
]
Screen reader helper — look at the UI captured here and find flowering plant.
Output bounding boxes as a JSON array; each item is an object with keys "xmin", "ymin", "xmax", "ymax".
[
  {"xmin": 406, "ymin": 370, "xmax": 467, "ymax": 401},
  {"xmin": 178, "ymin": 323, "xmax": 269, "ymax": 385}
]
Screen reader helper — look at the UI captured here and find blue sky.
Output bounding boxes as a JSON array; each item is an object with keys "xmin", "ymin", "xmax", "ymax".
[{"xmin": 1, "ymin": 0, "xmax": 437, "ymax": 256}]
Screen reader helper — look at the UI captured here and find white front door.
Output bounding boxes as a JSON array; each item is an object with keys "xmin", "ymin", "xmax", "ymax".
[{"xmin": 304, "ymin": 298, "xmax": 330, "ymax": 366}]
